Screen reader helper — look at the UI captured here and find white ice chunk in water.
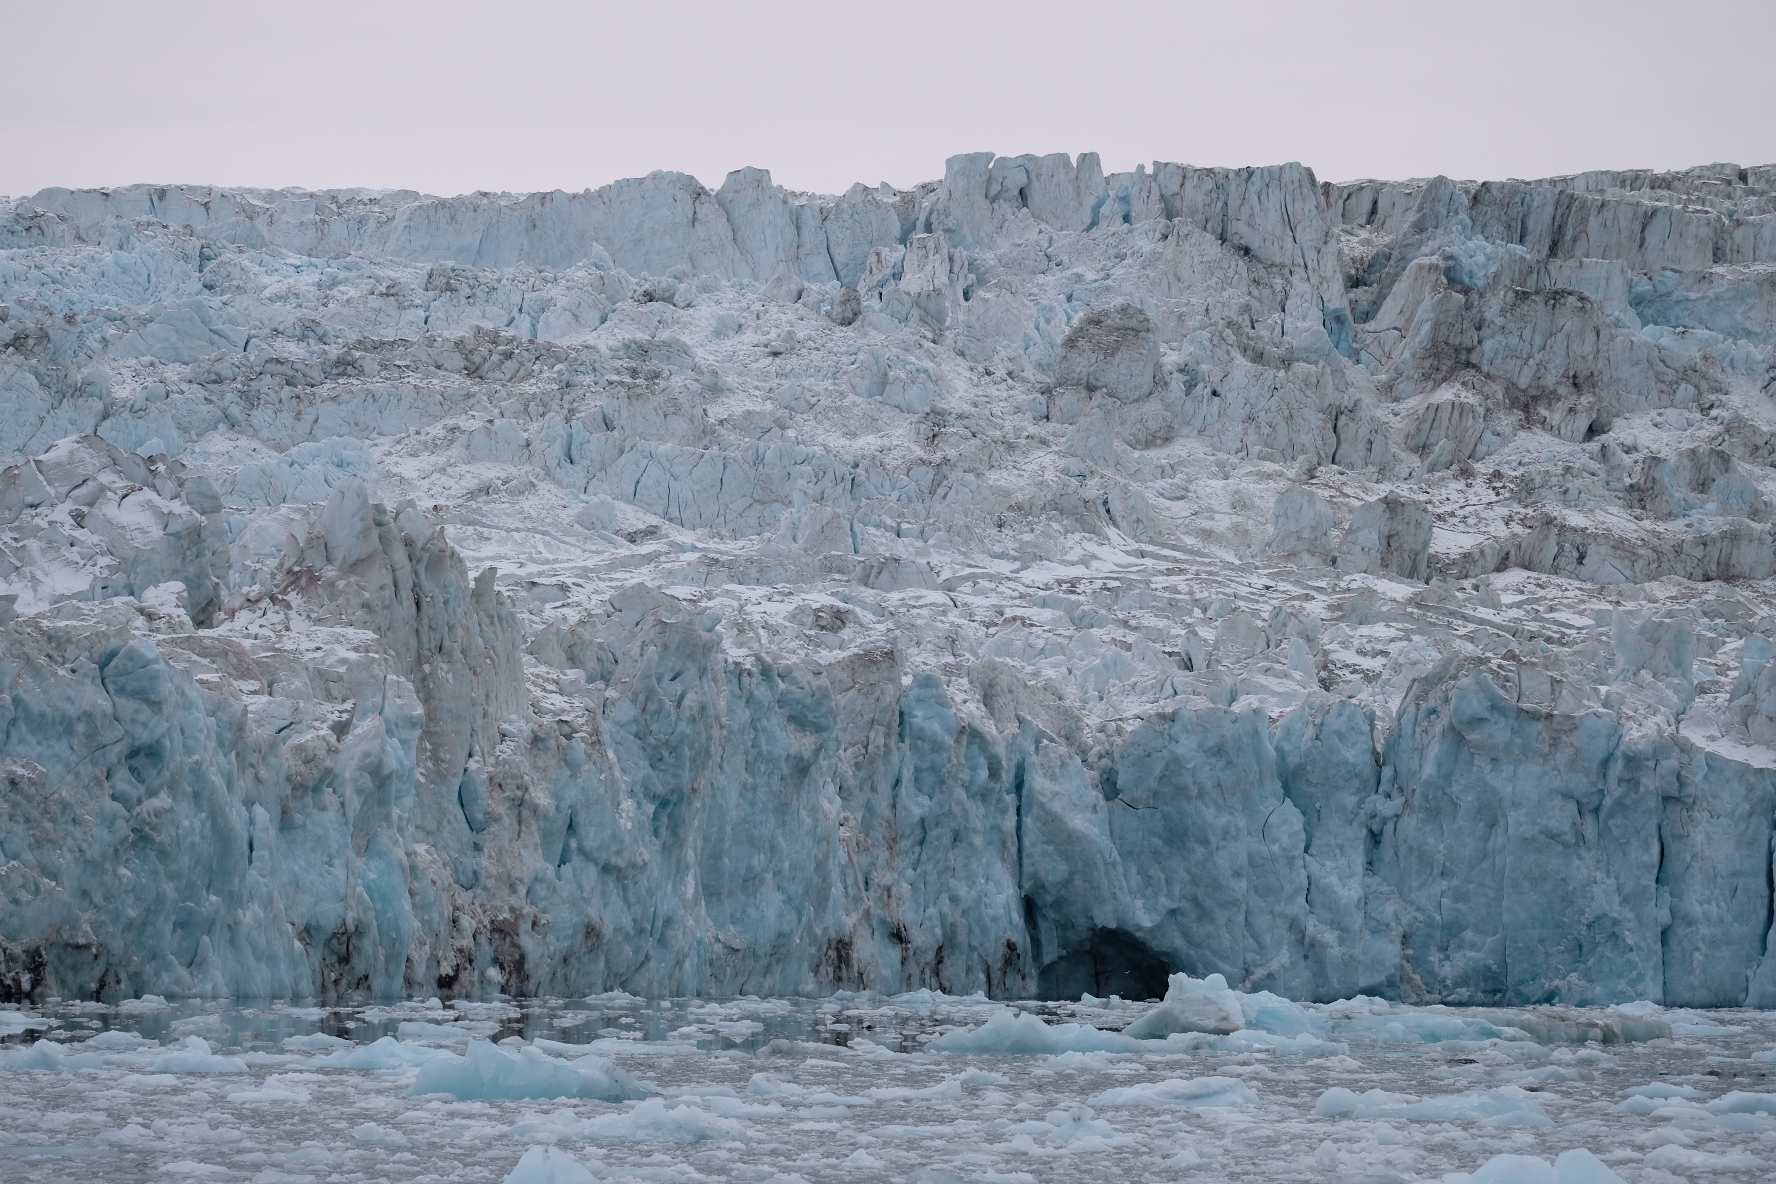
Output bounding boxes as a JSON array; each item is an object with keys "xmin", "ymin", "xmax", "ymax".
[
  {"xmin": 397, "ymin": 1019, "xmax": 494, "ymax": 1043},
  {"xmin": 410, "ymin": 1038, "xmax": 643, "ymax": 1102},
  {"xmin": 1549, "ymin": 1150, "xmax": 1629, "ymax": 1184},
  {"xmin": 503, "ymin": 1145, "xmax": 600, "ymax": 1184},
  {"xmin": 1040, "ymin": 1050, "xmax": 1125, "ymax": 1073},
  {"xmin": 525, "ymin": 1097, "xmax": 750, "ymax": 1143},
  {"xmin": 0, "ymin": 1010, "xmax": 52, "ymax": 1036},
  {"xmin": 280, "ymin": 1032, "xmax": 352, "ymax": 1051},
  {"xmin": 1707, "ymin": 1090, "xmax": 1776, "ymax": 1114},
  {"xmin": 350, "ymin": 1122, "xmax": 411, "ymax": 1147},
  {"xmin": 0, "ymin": 1040, "xmax": 67, "ymax": 1071},
  {"xmin": 73, "ymin": 1029, "xmax": 157, "ymax": 1050},
  {"xmin": 1035, "ymin": 1104, "xmax": 1130, "ymax": 1145},
  {"xmin": 117, "ymin": 995, "xmax": 171, "ymax": 1013},
  {"xmin": 227, "ymin": 1076, "xmax": 314, "ymax": 1103},
  {"xmin": 321, "ymin": 1035, "xmax": 455, "ymax": 1069},
  {"xmin": 1640, "ymin": 1145, "xmax": 1769, "ymax": 1173},
  {"xmin": 1455, "ymin": 1149, "xmax": 1626, "ymax": 1184},
  {"xmin": 866, "ymin": 1076, "xmax": 965, "ymax": 1101},
  {"xmin": 926, "ymin": 1007, "xmax": 1137, "ymax": 1054},
  {"xmin": 150, "ymin": 1036, "xmax": 248, "ymax": 1074},
  {"xmin": 1622, "ymin": 1081, "xmax": 1704, "ymax": 1099},
  {"xmin": 1088, "ymin": 1075, "xmax": 1259, "ymax": 1109},
  {"xmin": 1317, "ymin": 1085, "xmax": 1552, "ymax": 1127},
  {"xmin": 1124, "ymin": 973, "xmax": 1249, "ymax": 1037},
  {"xmin": 1122, "ymin": 979, "xmax": 1342, "ymax": 1043}
]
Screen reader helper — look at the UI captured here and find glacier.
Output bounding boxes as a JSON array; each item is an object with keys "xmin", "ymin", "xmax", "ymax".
[{"xmin": 3, "ymin": 155, "xmax": 1776, "ymax": 1008}]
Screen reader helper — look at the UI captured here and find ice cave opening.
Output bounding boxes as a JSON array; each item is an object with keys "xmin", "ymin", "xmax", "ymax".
[{"xmin": 1036, "ymin": 927, "xmax": 1173, "ymax": 1001}]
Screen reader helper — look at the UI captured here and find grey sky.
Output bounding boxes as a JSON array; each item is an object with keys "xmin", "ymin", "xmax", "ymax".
[{"xmin": 5, "ymin": 0, "xmax": 1773, "ymax": 198}]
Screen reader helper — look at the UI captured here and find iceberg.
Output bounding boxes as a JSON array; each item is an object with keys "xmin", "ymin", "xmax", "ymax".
[
  {"xmin": 1316, "ymin": 1085, "xmax": 1552, "ymax": 1127},
  {"xmin": 503, "ymin": 1146, "xmax": 600, "ymax": 1184},
  {"xmin": 148, "ymin": 1035, "xmax": 248, "ymax": 1074},
  {"xmin": 409, "ymin": 1039, "xmax": 643, "ymax": 1101},
  {"xmin": 514, "ymin": 1096, "xmax": 750, "ymax": 1143},
  {"xmin": 1087, "ymin": 1075, "xmax": 1259, "ymax": 1109},
  {"xmin": 0, "ymin": 1009, "xmax": 51, "ymax": 1035},
  {"xmin": 926, "ymin": 1008, "xmax": 1139, "ymax": 1054},
  {"xmin": 1462, "ymin": 1150, "xmax": 1626, "ymax": 1184},
  {"xmin": 1123, "ymin": 972, "xmax": 1259, "ymax": 1037},
  {"xmin": 320, "ymin": 1035, "xmax": 455, "ymax": 1069}
]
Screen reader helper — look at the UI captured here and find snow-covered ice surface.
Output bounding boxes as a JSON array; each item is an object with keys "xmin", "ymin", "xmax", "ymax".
[
  {"xmin": 5, "ymin": 157, "xmax": 1776, "ymax": 1012},
  {"xmin": 6, "ymin": 984, "xmax": 1776, "ymax": 1183}
]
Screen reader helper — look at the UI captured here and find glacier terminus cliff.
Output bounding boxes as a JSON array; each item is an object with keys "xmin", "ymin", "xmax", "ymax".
[{"xmin": 4, "ymin": 154, "xmax": 1776, "ymax": 1008}]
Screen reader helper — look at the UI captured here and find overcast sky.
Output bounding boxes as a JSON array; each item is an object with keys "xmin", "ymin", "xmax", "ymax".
[{"xmin": 6, "ymin": 0, "xmax": 1773, "ymax": 198}]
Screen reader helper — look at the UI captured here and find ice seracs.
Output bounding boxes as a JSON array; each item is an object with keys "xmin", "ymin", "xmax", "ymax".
[{"xmin": 2, "ymin": 156, "xmax": 1776, "ymax": 1005}]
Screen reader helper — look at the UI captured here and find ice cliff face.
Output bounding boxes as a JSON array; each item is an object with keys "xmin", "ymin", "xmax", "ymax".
[{"xmin": 3, "ymin": 155, "xmax": 1776, "ymax": 1006}]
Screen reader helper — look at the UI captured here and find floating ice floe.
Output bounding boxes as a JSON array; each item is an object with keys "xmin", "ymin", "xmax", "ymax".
[
  {"xmin": 1449, "ymin": 1149, "xmax": 1625, "ymax": 1184},
  {"xmin": 503, "ymin": 1145, "xmax": 600, "ymax": 1184},
  {"xmin": 0, "ymin": 1010, "xmax": 52, "ymax": 1036},
  {"xmin": 926, "ymin": 1008, "xmax": 1139, "ymax": 1054},
  {"xmin": 410, "ymin": 1038, "xmax": 644, "ymax": 1102},
  {"xmin": 319, "ymin": 1035, "xmax": 455, "ymax": 1069},
  {"xmin": 1317, "ymin": 1084, "xmax": 1553, "ymax": 1127},
  {"xmin": 149, "ymin": 1036, "xmax": 250, "ymax": 1074},
  {"xmin": 0, "ymin": 1032, "xmax": 249, "ymax": 1073},
  {"xmin": 507, "ymin": 1097, "xmax": 748, "ymax": 1143},
  {"xmin": 1088, "ymin": 1075, "xmax": 1259, "ymax": 1109},
  {"xmin": 116, "ymin": 995, "xmax": 171, "ymax": 1013}
]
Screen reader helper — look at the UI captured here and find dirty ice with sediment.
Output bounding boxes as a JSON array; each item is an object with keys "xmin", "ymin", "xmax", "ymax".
[{"xmin": 4, "ymin": 152, "xmax": 1776, "ymax": 1179}]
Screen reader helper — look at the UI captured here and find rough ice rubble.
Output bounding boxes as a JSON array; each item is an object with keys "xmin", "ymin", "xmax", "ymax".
[
  {"xmin": 0, "ymin": 434, "xmax": 227, "ymax": 619},
  {"xmin": 931, "ymin": 973, "xmax": 1673, "ymax": 1061},
  {"xmin": 5, "ymin": 993, "xmax": 1767, "ymax": 1182},
  {"xmin": 2, "ymin": 157, "xmax": 1776, "ymax": 1007}
]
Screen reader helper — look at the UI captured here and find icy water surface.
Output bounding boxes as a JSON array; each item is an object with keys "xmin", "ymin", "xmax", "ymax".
[{"xmin": 4, "ymin": 993, "xmax": 1776, "ymax": 1182}]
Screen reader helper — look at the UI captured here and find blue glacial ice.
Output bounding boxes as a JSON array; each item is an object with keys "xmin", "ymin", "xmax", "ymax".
[
  {"xmin": 2, "ymin": 157, "xmax": 1776, "ymax": 1010},
  {"xmin": 410, "ymin": 1038, "xmax": 643, "ymax": 1102}
]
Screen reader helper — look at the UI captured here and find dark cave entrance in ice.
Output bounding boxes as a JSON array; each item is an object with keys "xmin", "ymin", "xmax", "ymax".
[{"xmin": 1036, "ymin": 927, "xmax": 1172, "ymax": 1001}]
